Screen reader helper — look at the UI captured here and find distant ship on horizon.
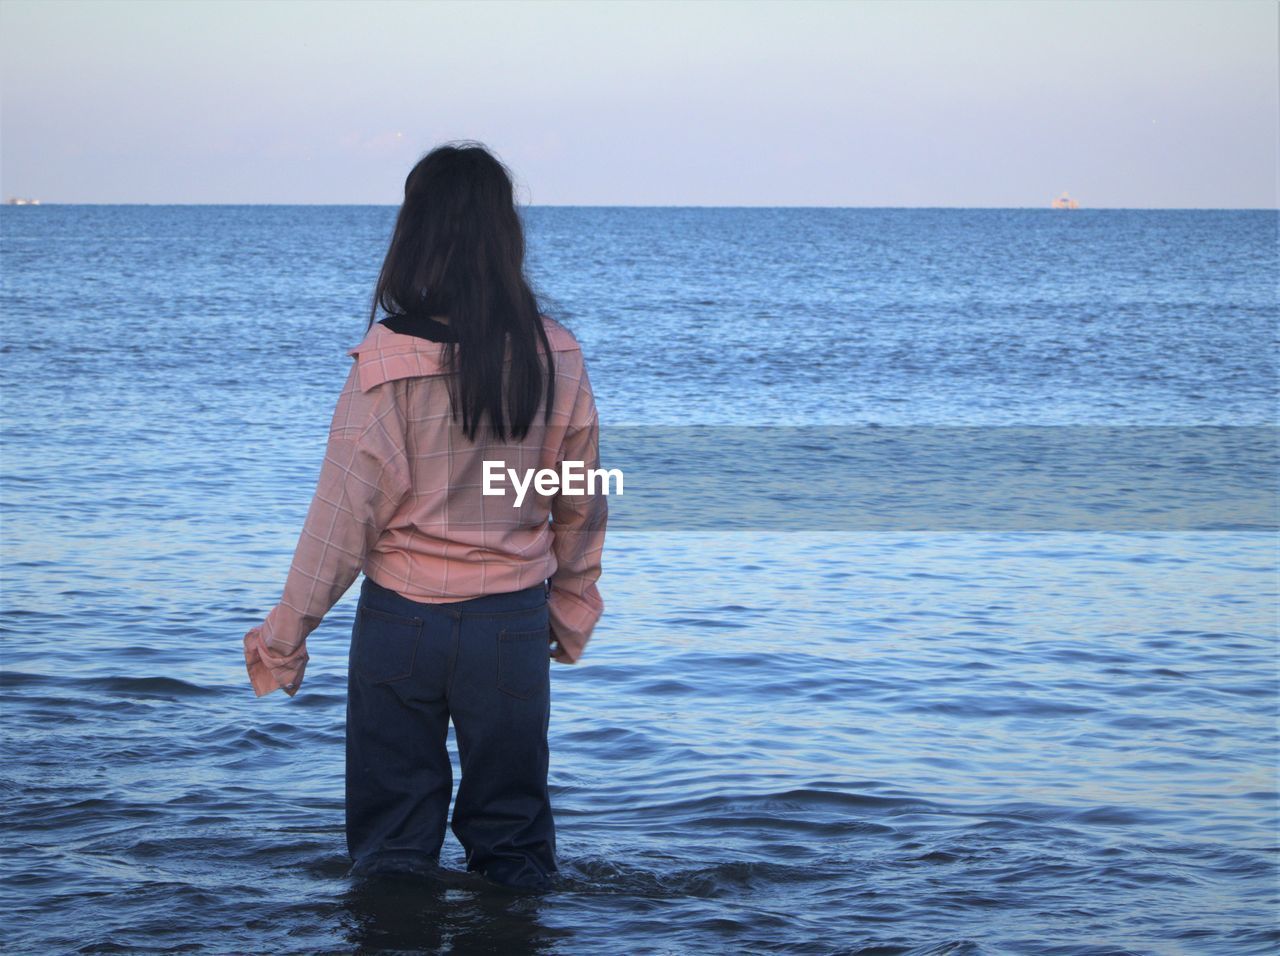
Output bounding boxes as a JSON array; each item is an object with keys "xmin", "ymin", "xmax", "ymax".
[
  {"xmin": 6, "ymin": 196, "xmax": 41, "ymax": 205},
  {"xmin": 1051, "ymin": 191, "xmax": 1080, "ymax": 209}
]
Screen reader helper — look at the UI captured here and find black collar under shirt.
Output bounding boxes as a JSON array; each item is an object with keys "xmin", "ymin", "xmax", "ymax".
[{"xmin": 378, "ymin": 313, "xmax": 458, "ymax": 343}]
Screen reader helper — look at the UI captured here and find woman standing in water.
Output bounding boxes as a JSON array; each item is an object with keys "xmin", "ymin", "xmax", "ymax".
[{"xmin": 241, "ymin": 142, "xmax": 607, "ymax": 892}]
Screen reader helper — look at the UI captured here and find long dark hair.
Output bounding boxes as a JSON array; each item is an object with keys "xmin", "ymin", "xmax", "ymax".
[{"xmin": 367, "ymin": 142, "xmax": 554, "ymax": 441}]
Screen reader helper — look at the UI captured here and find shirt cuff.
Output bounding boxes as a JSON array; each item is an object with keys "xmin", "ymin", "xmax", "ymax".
[
  {"xmin": 243, "ymin": 624, "xmax": 309, "ymax": 697},
  {"xmin": 548, "ymin": 585, "xmax": 602, "ymax": 664}
]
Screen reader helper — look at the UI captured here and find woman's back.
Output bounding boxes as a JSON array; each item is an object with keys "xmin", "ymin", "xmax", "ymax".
[
  {"xmin": 341, "ymin": 312, "xmax": 605, "ymax": 658},
  {"xmin": 244, "ymin": 142, "xmax": 607, "ymax": 697}
]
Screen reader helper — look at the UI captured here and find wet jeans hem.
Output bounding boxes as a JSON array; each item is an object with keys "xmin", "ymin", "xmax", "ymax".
[{"xmin": 348, "ymin": 848, "xmax": 442, "ymax": 879}]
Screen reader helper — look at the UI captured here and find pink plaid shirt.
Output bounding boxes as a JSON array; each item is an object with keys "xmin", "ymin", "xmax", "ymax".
[{"xmin": 243, "ymin": 316, "xmax": 607, "ymax": 697}]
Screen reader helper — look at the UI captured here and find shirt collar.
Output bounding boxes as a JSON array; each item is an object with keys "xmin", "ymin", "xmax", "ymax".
[
  {"xmin": 343, "ymin": 317, "xmax": 581, "ymax": 392},
  {"xmin": 345, "ymin": 322, "xmax": 450, "ymax": 392}
]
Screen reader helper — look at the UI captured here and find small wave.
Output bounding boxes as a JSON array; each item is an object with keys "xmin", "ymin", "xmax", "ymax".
[
  {"xmin": 82, "ymin": 676, "xmax": 218, "ymax": 698},
  {"xmin": 659, "ymin": 616, "xmax": 749, "ymax": 630}
]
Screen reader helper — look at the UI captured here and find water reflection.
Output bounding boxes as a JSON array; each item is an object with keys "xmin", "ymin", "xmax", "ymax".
[{"xmin": 340, "ymin": 868, "xmax": 560, "ymax": 955}]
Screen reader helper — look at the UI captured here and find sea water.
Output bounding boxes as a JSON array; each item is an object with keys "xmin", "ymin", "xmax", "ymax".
[{"xmin": 1, "ymin": 206, "xmax": 1276, "ymax": 954}]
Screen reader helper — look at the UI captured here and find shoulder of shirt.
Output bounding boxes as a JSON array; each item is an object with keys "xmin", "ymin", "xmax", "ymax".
[
  {"xmin": 539, "ymin": 315, "xmax": 584, "ymax": 355},
  {"xmin": 344, "ymin": 315, "xmax": 583, "ymax": 393}
]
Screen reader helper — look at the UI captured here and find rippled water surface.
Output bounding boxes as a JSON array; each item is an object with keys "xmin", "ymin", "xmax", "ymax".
[{"xmin": 2, "ymin": 207, "xmax": 1277, "ymax": 954}]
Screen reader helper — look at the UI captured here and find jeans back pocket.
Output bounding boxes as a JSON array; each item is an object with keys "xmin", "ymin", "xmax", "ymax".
[
  {"xmin": 497, "ymin": 626, "xmax": 550, "ymax": 700},
  {"xmin": 352, "ymin": 604, "xmax": 422, "ymax": 684}
]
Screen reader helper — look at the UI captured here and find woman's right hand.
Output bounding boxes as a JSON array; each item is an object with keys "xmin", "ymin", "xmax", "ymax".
[{"xmin": 243, "ymin": 624, "xmax": 309, "ymax": 697}]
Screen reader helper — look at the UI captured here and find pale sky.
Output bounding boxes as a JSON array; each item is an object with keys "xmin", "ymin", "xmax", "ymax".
[{"xmin": 1, "ymin": 0, "xmax": 1275, "ymax": 207}]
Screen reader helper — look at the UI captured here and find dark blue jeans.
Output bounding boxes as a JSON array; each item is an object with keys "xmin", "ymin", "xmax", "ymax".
[{"xmin": 345, "ymin": 574, "xmax": 556, "ymax": 889}]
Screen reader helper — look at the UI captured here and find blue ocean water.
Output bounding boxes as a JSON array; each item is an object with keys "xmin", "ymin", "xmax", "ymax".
[{"xmin": 1, "ymin": 206, "xmax": 1277, "ymax": 954}]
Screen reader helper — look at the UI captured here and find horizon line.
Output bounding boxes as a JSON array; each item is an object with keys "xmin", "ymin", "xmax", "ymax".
[{"xmin": 2, "ymin": 201, "xmax": 1276, "ymax": 211}]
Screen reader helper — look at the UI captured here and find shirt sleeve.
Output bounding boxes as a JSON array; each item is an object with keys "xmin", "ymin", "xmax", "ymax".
[
  {"xmin": 243, "ymin": 364, "xmax": 411, "ymax": 697},
  {"xmin": 547, "ymin": 357, "xmax": 608, "ymax": 664}
]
